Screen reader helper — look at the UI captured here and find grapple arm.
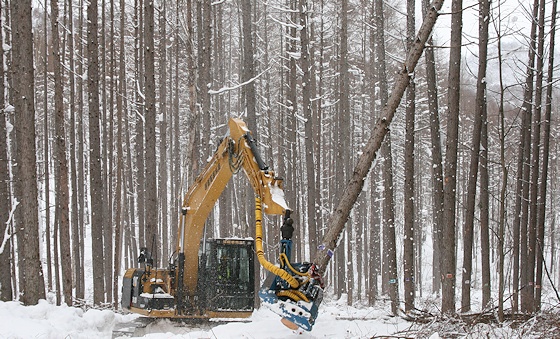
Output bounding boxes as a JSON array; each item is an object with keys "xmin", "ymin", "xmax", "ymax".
[{"xmin": 257, "ymin": 209, "xmax": 324, "ymax": 331}]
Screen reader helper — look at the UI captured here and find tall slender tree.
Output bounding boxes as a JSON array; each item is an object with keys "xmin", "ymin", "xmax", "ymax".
[
  {"xmin": 403, "ymin": 0, "xmax": 416, "ymax": 312},
  {"xmin": 144, "ymin": 0, "xmax": 158, "ymax": 249},
  {"xmin": 421, "ymin": 0, "xmax": 444, "ymax": 295},
  {"xmin": 67, "ymin": 0, "xmax": 83, "ymax": 302},
  {"xmin": 0, "ymin": 0, "xmax": 11, "ymax": 302},
  {"xmin": 87, "ymin": 0, "xmax": 105, "ymax": 305},
  {"xmin": 375, "ymin": 0, "xmax": 398, "ymax": 315},
  {"xmin": 51, "ymin": 0, "xmax": 72, "ymax": 306},
  {"xmin": 75, "ymin": 0, "xmax": 86, "ymax": 300},
  {"xmin": 158, "ymin": 0, "xmax": 168, "ymax": 263},
  {"xmin": 10, "ymin": 0, "xmax": 46, "ymax": 305},
  {"xmin": 518, "ymin": 0, "xmax": 539, "ymax": 313},
  {"xmin": 441, "ymin": 0, "xmax": 462, "ymax": 315},
  {"xmin": 113, "ymin": 0, "xmax": 126, "ymax": 308},
  {"xmin": 461, "ymin": 0, "xmax": 490, "ymax": 312},
  {"xmin": 535, "ymin": 0, "xmax": 557, "ymax": 311}
]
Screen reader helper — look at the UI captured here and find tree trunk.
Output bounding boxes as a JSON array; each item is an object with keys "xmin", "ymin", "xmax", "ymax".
[
  {"xmin": 421, "ymin": 0, "xmax": 444, "ymax": 296},
  {"xmin": 76, "ymin": 0, "xmax": 86, "ymax": 300},
  {"xmin": 158, "ymin": 1, "xmax": 168, "ymax": 265},
  {"xmin": 42, "ymin": 0, "xmax": 53, "ymax": 296},
  {"xmin": 535, "ymin": 0, "xmax": 556, "ymax": 311},
  {"xmin": 497, "ymin": 6, "xmax": 507, "ymax": 318},
  {"xmin": 374, "ymin": 0, "xmax": 398, "ymax": 314},
  {"xmin": 527, "ymin": 0, "xmax": 545, "ymax": 313},
  {"xmin": 143, "ymin": 0, "xmax": 158, "ymax": 252},
  {"xmin": 403, "ymin": 0, "xmax": 416, "ymax": 313},
  {"xmin": 10, "ymin": 0, "xmax": 46, "ymax": 305},
  {"xmin": 135, "ymin": 0, "xmax": 146, "ymax": 248},
  {"xmin": 100, "ymin": 0, "xmax": 111, "ymax": 305},
  {"xmin": 51, "ymin": 0, "xmax": 72, "ymax": 306},
  {"xmin": 300, "ymin": 0, "xmax": 318, "ymax": 266},
  {"xmin": 113, "ymin": 0, "xmax": 126, "ymax": 309},
  {"xmin": 461, "ymin": 0, "xmax": 489, "ymax": 312},
  {"xmin": 479, "ymin": 100, "xmax": 490, "ymax": 309},
  {"xmin": 440, "ymin": 0, "xmax": 462, "ymax": 315},
  {"xmin": 87, "ymin": 0, "xmax": 105, "ymax": 305},
  {"xmin": 67, "ymin": 0, "xmax": 83, "ymax": 303},
  {"xmin": 516, "ymin": 0, "xmax": 538, "ymax": 313},
  {"xmin": 0, "ymin": 0, "xmax": 12, "ymax": 301}
]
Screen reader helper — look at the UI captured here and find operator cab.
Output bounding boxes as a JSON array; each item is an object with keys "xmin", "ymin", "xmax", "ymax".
[{"xmin": 199, "ymin": 238, "xmax": 255, "ymax": 313}]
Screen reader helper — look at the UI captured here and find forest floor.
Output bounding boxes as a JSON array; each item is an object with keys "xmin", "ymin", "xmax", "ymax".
[{"xmin": 2, "ymin": 294, "xmax": 560, "ymax": 338}]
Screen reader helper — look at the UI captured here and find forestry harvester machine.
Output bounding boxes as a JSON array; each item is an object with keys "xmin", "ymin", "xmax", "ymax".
[{"xmin": 121, "ymin": 118, "xmax": 324, "ymax": 331}]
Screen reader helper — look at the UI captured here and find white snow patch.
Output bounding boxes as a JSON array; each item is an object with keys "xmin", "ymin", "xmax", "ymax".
[{"xmin": 269, "ymin": 183, "xmax": 289, "ymax": 211}]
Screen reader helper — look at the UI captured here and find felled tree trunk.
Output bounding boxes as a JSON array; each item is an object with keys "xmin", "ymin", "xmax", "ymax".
[{"xmin": 313, "ymin": 0, "xmax": 445, "ymax": 274}]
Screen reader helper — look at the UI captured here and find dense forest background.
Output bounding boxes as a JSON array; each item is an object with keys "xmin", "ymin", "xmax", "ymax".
[{"xmin": 0, "ymin": 0, "xmax": 559, "ymax": 319}]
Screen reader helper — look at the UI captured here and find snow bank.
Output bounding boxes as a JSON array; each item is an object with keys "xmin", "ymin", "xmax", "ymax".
[{"xmin": 0, "ymin": 299, "xmax": 136, "ymax": 339}]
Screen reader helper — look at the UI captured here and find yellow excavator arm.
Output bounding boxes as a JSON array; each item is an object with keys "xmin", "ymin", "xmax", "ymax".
[{"xmin": 177, "ymin": 118, "xmax": 287, "ymax": 297}]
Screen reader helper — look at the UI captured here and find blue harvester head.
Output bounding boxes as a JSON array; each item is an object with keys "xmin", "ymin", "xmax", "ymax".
[{"xmin": 259, "ymin": 258, "xmax": 324, "ymax": 331}]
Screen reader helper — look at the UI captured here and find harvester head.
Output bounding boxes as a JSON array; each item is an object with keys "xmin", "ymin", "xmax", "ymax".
[{"xmin": 259, "ymin": 262, "xmax": 324, "ymax": 331}]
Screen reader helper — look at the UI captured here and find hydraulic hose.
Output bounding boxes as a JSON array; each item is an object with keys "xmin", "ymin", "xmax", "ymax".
[
  {"xmin": 277, "ymin": 289, "xmax": 309, "ymax": 303},
  {"xmin": 254, "ymin": 197, "xmax": 299, "ymax": 289}
]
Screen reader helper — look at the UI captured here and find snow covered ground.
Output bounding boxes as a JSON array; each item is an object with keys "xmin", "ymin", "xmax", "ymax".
[
  {"xmin": 1, "ymin": 297, "xmax": 413, "ymax": 339},
  {"xmin": 3, "ymin": 295, "xmax": 556, "ymax": 338}
]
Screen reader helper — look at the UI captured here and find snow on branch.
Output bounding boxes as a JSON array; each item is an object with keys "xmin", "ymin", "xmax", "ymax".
[
  {"xmin": 208, "ymin": 67, "xmax": 271, "ymax": 95},
  {"xmin": 0, "ymin": 199, "xmax": 18, "ymax": 255}
]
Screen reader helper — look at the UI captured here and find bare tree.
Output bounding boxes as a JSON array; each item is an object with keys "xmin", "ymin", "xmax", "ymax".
[
  {"xmin": 495, "ymin": 1, "xmax": 508, "ymax": 320},
  {"xmin": 461, "ymin": 0, "xmax": 490, "ymax": 312},
  {"xmin": 10, "ymin": 0, "xmax": 46, "ymax": 305},
  {"xmin": 144, "ymin": 0, "xmax": 158, "ymax": 249},
  {"xmin": 300, "ymin": 0, "xmax": 319, "ymax": 271},
  {"xmin": 516, "ymin": 0, "xmax": 538, "ymax": 313},
  {"xmin": 51, "ymin": 0, "xmax": 72, "ymax": 306},
  {"xmin": 67, "ymin": 0, "xmax": 84, "ymax": 302},
  {"xmin": 75, "ymin": 0, "xmax": 86, "ymax": 300},
  {"xmin": 158, "ymin": 1, "xmax": 168, "ymax": 264},
  {"xmin": 421, "ymin": 0, "xmax": 444, "ymax": 296},
  {"xmin": 113, "ymin": 0, "xmax": 126, "ymax": 308},
  {"xmin": 87, "ymin": 0, "xmax": 105, "ymax": 305},
  {"xmin": 535, "ymin": 0, "xmax": 556, "ymax": 311},
  {"xmin": 0, "ymin": 0, "xmax": 11, "ymax": 302},
  {"xmin": 403, "ymin": 0, "xmax": 416, "ymax": 313},
  {"xmin": 441, "ymin": 0, "xmax": 462, "ymax": 315}
]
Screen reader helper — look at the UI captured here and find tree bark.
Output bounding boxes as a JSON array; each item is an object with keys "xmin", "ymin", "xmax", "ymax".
[
  {"xmin": 144, "ymin": 0, "xmax": 158, "ymax": 251},
  {"xmin": 535, "ymin": 0, "xmax": 556, "ymax": 311},
  {"xmin": 420, "ymin": 0, "xmax": 444, "ymax": 296},
  {"xmin": 0, "ymin": 0, "xmax": 11, "ymax": 302},
  {"xmin": 497, "ymin": 4, "xmax": 507, "ymax": 319},
  {"xmin": 403, "ymin": 0, "xmax": 416, "ymax": 313},
  {"xmin": 42, "ymin": 0, "xmax": 53, "ymax": 295},
  {"xmin": 440, "ymin": 0, "xmax": 462, "ymax": 315},
  {"xmin": 10, "ymin": 0, "xmax": 46, "ymax": 305},
  {"xmin": 87, "ymin": 0, "xmax": 105, "ymax": 305},
  {"xmin": 76, "ymin": 0, "xmax": 86, "ymax": 300},
  {"xmin": 300, "ymin": 0, "xmax": 318, "ymax": 266},
  {"xmin": 67, "ymin": 0, "xmax": 83, "ymax": 303},
  {"xmin": 516, "ymin": 0, "xmax": 538, "ymax": 313},
  {"xmin": 113, "ymin": 0, "xmax": 126, "ymax": 309},
  {"xmin": 461, "ymin": 0, "xmax": 489, "ymax": 312},
  {"xmin": 135, "ymin": 0, "xmax": 146, "ymax": 248},
  {"xmin": 158, "ymin": 1, "xmax": 168, "ymax": 265},
  {"xmin": 51, "ymin": 0, "xmax": 72, "ymax": 306}
]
